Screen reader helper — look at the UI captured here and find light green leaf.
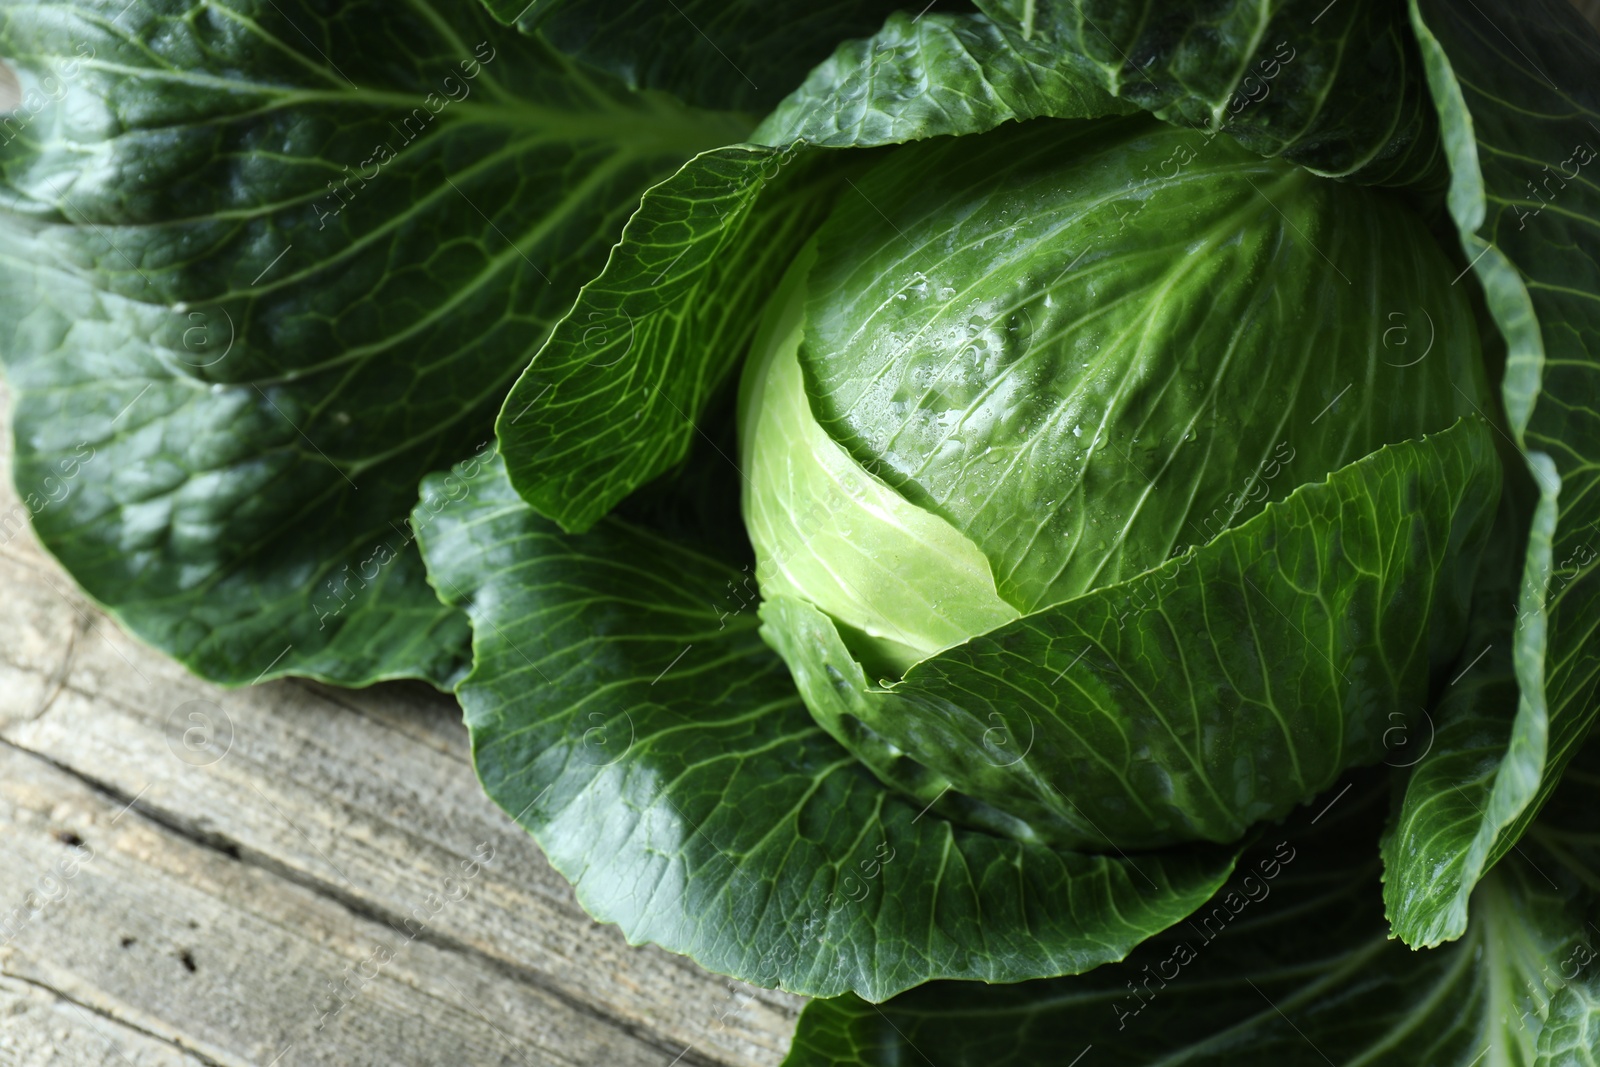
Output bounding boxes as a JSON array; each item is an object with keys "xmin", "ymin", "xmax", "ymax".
[
  {"xmin": 972, "ymin": 0, "xmax": 1442, "ymax": 184},
  {"xmin": 1383, "ymin": 0, "xmax": 1600, "ymax": 946},
  {"xmin": 415, "ymin": 449, "xmax": 1241, "ymax": 998},
  {"xmin": 0, "ymin": 0, "xmax": 744, "ymax": 685},
  {"xmin": 783, "ymin": 765, "xmax": 1600, "ymax": 1067},
  {"xmin": 740, "ymin": 238, "xmax": 1021, "ymax": 677}
]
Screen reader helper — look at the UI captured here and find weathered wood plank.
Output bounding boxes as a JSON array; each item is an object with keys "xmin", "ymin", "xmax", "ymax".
[
  {"xmin": 0, "ymin": 741, "xmax": 706, "ymax": 1067},
  {"xmin": 0, "ymin": 386, "xmax": 799, "ymax": 1065},
  {"xmin": 0, "ymin": 973, "xmax": 209, "ymax": 1067}
]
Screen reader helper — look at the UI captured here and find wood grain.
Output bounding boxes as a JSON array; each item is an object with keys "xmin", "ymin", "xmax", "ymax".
[
  {"xmin": 0, "ymin": 972, "xmax": 209, "ymax": 1067},
  {"xmin": 0, "ymin": 383, "xmax": 800, "ymax": 1065}
]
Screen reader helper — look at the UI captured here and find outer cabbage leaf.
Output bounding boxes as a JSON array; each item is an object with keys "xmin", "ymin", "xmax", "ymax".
[
  {"xmin": 477, "ymin": 0, "xmax": 924, "ymax": 112},
  {"xmin": 0, "ymin": 0, "xmax": 744, "ymax": 685},
  {"xmin": 783, "ymin": 762, "xmax": 1600, "ymax": 1067},
  {"xmin": 495, "ymin": 22, "xmax": 1135, "ymax": 531},
  {"xmin": 972, "ymin": 0, "xmax": 1441, "ymax": 184},
  {"xmin": 1383, "ymin": 0, "xmax": 1600, "ymax": 946},
  {"xmin": 763, "ymin": 419, "xmax": 1500, "ymax": 849},
  {"xmin": 755, "ymin": 10, "xmax": 1139, "ymax": 149},
  {"xmin": 414, "ymin": 449, "xmax": 1240, "ymax": 999},
  {"xmin": 494, "ymin": 145, "xmax": 841, "ymax": 532},
  {"xmin": 1382, "ymin": 466, "xmax": 1544, "ymax": 947}
]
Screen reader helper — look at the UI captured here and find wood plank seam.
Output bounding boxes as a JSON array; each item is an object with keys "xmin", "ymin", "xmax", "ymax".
[{"xmin": 0, "ymin": 738, "xmax": 741, "ymax": 1066}]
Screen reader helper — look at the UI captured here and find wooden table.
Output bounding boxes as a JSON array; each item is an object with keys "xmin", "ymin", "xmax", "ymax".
[{"xmin": 0, "ymin": 383, "xmax": 800, "ymax": 1065}]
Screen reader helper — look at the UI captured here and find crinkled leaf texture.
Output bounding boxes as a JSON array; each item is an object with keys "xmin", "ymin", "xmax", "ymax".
[
  {"xmin": 785, "ymin": 755, "xmax": 1600, "ymax": 1067},
  {"xmin": 972, "ymin": 0, "xmax": 1442, "ymax": 184},
  {"xmin": 1383, "ymin": 0, "xmax": 1600, "ymax": 947},
  {"xmin": 0, "ymin": 0, "xmax": 744, "ymax": 686},
  {"xmin": 763, "ymin": 419, "xmax": 1500, "ymax": 850},
  {"xmin": 754, "ymin": 10, "xmax": 1139, "ymax": 148},
  {"xmin": 414, "ymin": 450, "xmax": 1239, "ymax": 999},
  {"xmin": 741, "ymin": 110, "xmax": 1498, "ymax": 850},
  {"xmin": 796, "ymin": 117, "xmax": 1488, "ymax": 617},
  {"xmin": 494, "ymin": 144, "xmax": 840, "ymax": 532}
]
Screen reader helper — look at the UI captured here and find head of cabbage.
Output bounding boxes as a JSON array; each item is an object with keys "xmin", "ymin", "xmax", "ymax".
[{"xmin": 740, "ymin": 117, "xmax": 1502, "ymax": 849}]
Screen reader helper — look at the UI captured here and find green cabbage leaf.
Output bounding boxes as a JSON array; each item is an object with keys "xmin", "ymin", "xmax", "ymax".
[{"xmin": 0, "ymin": 0, "xmax": 744, "ymax": 685}]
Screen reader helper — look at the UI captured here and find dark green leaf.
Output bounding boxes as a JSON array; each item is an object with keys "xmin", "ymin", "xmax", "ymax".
[
  {"xmin": 495, "ymin": 145, "xmax": 837, "ymax": 532},
  {"xmin": 1382, "ymin": 463, "xmax": 1546, "ymax": 947},
  {"xmin": 972, "ymin": 0, "xmax": 1441, "ymax": 184},
  {"xmin": 415, "ymin": 450, "xmax": 1240, "ymax": 998},
  {"xmin": 481, "ymin": 0, "xmax": 925, "ymax": 112},
  {"xmin": 1383, "ymin": 0, "xmax": 1600, "ymax": 944},
  {"xmin": 783, "ymin": 764, "xmax": 1600, "ymax": 1067},
  {"xmin": 0, "ymin": 0, "xmax": 744, "ymax": 685},
  {"xmin": 754, "ymin": 10, "xmax": 1138, "ymax": 148}
]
